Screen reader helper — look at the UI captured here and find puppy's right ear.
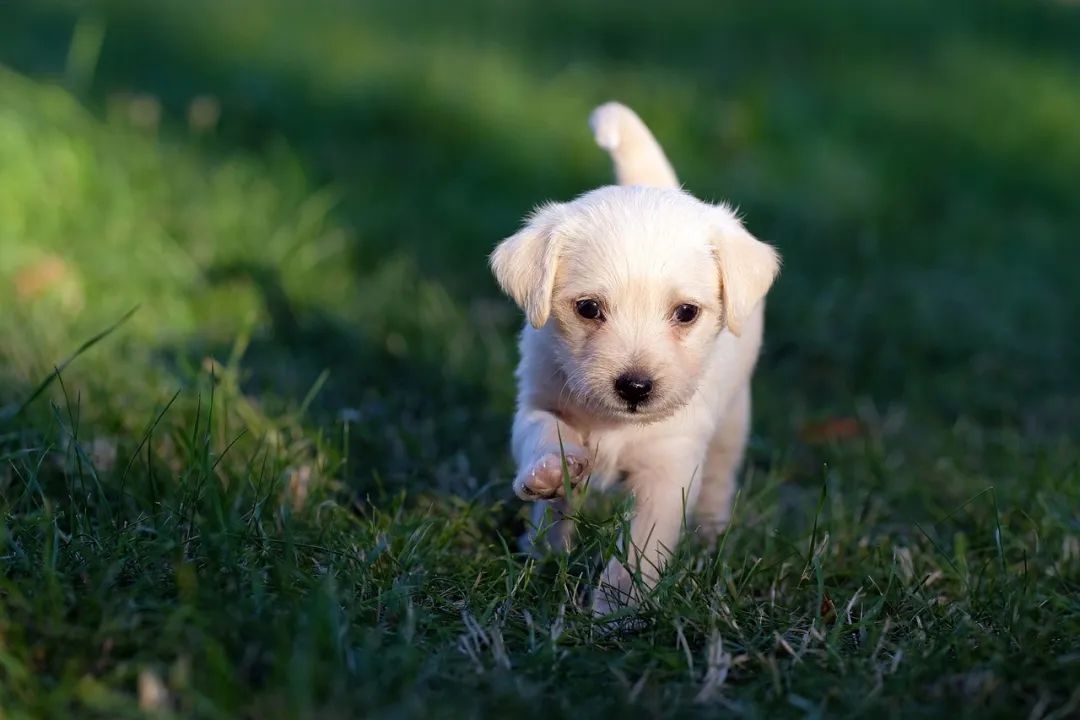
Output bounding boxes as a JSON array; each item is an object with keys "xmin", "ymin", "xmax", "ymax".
[{"xmin": 489, "ymin": 202, "xmax": 565, "ymax": 328}]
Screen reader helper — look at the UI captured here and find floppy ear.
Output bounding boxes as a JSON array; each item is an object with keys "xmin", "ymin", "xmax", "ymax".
[
  {"xmin": 712, "ymin": 212, "xmax": 781, "ymax": 336},
  {"xmin": 489, "ymin": 202, "xmax": 565, "ymax": 328}
]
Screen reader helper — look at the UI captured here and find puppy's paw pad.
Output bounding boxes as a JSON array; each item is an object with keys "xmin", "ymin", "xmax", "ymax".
[{"xmin": 514, "ymin": 452, "xmax": 589, "ymax": 500}]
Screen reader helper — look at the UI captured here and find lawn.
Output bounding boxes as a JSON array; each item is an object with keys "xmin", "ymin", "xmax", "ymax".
[{"xmin": 1, "ymin": 0, "xmax": 1078, "ymax": 717}]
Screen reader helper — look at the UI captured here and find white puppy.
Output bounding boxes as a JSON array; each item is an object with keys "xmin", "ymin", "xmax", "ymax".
[{"xmin": 490, "ymin": 102, "xmax": 780, "ymax": 614}]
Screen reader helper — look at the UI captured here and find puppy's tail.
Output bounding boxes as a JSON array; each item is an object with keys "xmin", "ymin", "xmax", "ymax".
[{"xmin": 589, "ymin": 101, "xmax": 679, "ymax": 189}]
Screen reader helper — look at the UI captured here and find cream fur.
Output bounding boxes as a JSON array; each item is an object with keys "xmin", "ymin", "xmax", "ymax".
[{"xmin": 490, "ymin": 101, "xmax": 780, "ymax": 615}]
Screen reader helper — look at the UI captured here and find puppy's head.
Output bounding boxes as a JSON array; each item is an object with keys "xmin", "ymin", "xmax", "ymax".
[{"xmin": 491, "ymin": 186, "xmax": 779, "ymax": 422}]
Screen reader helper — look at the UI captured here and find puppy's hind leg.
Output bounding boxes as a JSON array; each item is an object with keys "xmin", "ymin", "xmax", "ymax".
[
  {"xmin": 695, "ymin": 387, "xmax": 751, "ymax": 544},
  {"xmin": 521, "ymin": 499, "xmax": 575, "ymax": 557}
]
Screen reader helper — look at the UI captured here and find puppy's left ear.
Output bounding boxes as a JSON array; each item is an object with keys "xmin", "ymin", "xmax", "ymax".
[
  {"xmin": 489, "ymin": 202, "xmax": 566, "ymax": 328},
  {"xmin": 711, "ymin": 210, "xmax": 781, "ymax": 336}
]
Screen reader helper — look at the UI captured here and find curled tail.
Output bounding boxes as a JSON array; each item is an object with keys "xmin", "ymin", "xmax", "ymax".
[{"xmin": 589, "ymin": 101, "xmax": 679, "ymax": 189}]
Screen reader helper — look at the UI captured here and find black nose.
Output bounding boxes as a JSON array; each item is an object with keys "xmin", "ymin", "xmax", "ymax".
[{"xmin": 615, "ymin": 372, "xmax": 654, "ymax": 405}]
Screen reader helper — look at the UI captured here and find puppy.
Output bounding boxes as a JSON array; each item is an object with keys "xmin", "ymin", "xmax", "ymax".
[{"xmin": 490, "ymin": 102, "xmax": 780, "ymax": 614}]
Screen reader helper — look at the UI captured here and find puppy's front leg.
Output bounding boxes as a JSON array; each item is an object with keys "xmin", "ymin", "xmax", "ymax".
[
  {"xmin": 695, "ymin": 387, "xmax": 751, "ymax": 542},
  {"xmin": 512, "ymin": 408, "xmax": 590, "ymax": 500},
  {"xmin": 592, "ymin": 440, "xmax": 702, "ymax": 615},
  {"xmin": 512, "ymin": 407, "xmax": 590, "ymax": 552}
]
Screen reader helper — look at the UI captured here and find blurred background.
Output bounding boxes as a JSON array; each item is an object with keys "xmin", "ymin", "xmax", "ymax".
[
  {"xmin": 1, "ymin": 0, "xmax": 1078, "ymax": 496},
  {"xmin": 1, "ymin": 0, "xmax": 1079, "ymax": 715}
]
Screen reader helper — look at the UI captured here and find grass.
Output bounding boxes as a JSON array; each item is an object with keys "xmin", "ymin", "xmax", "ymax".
[{"xmin": 1, "ymin": 0, "xmax": 1079, "ymax": 717}]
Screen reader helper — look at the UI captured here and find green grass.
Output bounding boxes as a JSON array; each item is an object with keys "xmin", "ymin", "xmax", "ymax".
[{"xmin": 1, "ymin": 0, "xmax": 1079, "ymax": 717}]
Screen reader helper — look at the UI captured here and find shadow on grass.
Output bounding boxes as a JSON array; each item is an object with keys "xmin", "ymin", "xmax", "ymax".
[{"xmin": 189, "ymin": 261, "xmax": 516, "ymax": 497}]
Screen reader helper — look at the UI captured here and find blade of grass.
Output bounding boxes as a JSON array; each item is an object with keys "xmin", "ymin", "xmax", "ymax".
[
  {"xmin": 118, "ymin": 388, "xmax": 183, "ymax": 496},
  {"xmin": 0, "ymin": 305, "xmax": 139, "ymax": 422}
]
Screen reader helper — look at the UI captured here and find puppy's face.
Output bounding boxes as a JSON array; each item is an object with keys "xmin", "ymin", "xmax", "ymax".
[
  {"xmin": 547, "ymin": 202, "xmax": 721, "ymax": 422},
  {"xmin": 491, "ymin": 186, "xmax": 779, "ymax": 422}
]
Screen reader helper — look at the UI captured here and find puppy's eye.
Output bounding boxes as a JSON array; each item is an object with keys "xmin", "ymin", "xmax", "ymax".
[
  {"xmin": 673, "ymin": 304, "xmax": 700, "ymax": 324},
  {"xmin": 575, "ymin": 299, "xmax": 604, "ymax": 321}
]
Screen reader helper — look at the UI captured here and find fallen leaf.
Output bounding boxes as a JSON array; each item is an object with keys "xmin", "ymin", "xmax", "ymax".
[{"xmin": 800, "ymin": 417, "xmax": 862, "ymax": 444}]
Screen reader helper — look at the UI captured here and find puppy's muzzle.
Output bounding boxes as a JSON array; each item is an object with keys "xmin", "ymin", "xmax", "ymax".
[{"xmin": 615, "ymin": 371, "xmax": 654, "ymax": 410}]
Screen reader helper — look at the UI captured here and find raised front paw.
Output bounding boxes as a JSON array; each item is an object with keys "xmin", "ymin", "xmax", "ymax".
[{"xmin": 513, "ymin": 450, "xmax": 590, "ymax": 501}]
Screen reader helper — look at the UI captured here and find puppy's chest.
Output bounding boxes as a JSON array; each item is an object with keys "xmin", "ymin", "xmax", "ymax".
[{"xmin": 579, "ymin": 427, "xmax": 642, "ymax": 490}]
